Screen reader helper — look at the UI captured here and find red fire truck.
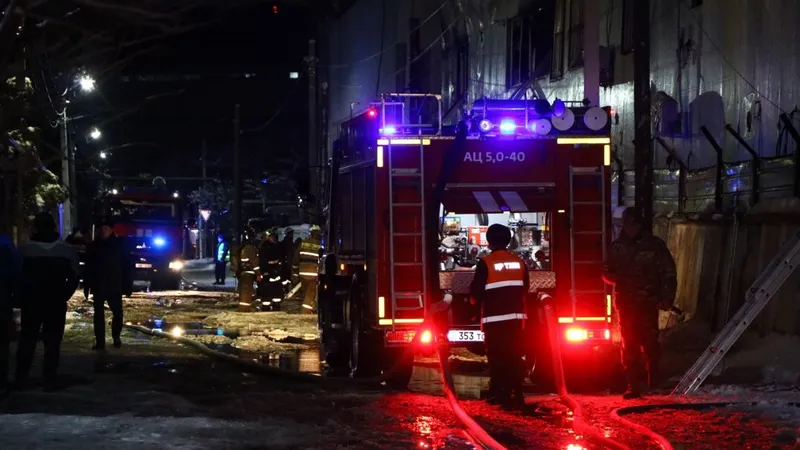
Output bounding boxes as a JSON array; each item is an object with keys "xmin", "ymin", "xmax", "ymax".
[
  {"xmin": 94, "ymin": 186, "xmax": 186, "ymax": 291},
  {"xmin": 319, "ymin": 94, "xmax": 617, "ymax": 387}
]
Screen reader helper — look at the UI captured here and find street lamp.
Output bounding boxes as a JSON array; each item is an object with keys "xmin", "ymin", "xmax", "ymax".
[
  {"xmin": 78, "ymin": 75, "xmax": 96, "ymax": 93},
  {"xmin": 90, "ymin": 127, "xmax": 101, "ymax": 140},
  {"xmin": 99, "ymin": 151, "xmax": 107, "ymax": 159}
]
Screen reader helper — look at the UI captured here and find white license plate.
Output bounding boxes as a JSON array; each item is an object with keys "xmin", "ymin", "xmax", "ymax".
[
  {"xmin": 135, "ymin": 263, "xmax": 152, "ymax": 269},
  {"xmin": 447, "ymin": 329, "xmax": 484, "ymax": 342}
]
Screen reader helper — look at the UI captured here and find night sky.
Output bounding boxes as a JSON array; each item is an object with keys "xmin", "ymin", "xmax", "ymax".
[{"xmin": 76, "ymin": 2, "xmax": 311, "ymax": 191}]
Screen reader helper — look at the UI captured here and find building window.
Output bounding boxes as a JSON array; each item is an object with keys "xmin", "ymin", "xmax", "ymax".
[
  {"xmin": 506, "ymin": 17, "xmax": 532, "ymax": 88},
  {"xmin": 567, "ymin": 0, "xmax": 584, "ymax": 69},
  {"xmin": 550, "ymin": 0, "xmax": 566, "ymax": 80},
  {"xmin": 621, "ymin": 0, "xmax": 634, "ymax": 54}
]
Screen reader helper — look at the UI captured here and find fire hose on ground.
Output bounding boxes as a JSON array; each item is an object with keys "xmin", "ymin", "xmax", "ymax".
[
  {"xmin": 125, "ymin": 298, "xmax": 506, "ymax": 448},
  {"xmin": 126, "ymin": 299, "xmax": 682, "ymax": 450}
]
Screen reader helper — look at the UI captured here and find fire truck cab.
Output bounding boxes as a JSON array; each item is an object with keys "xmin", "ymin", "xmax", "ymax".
[
  {"xmin": 319, "ymin": 94, "xmax": 617, "ymax": 387},
  {"xmin": 94, "ymin": 186, "xmax": 186, "ymax": 291}
]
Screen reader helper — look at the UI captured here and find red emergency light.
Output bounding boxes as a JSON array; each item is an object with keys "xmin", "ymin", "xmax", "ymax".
[
  {"xmin": 367, "ymin": 108, "xmax": 377, "ymax": 118},
  {"xmin": 564, "ymin": 327, "xmax": 611, "ymax": 342}
]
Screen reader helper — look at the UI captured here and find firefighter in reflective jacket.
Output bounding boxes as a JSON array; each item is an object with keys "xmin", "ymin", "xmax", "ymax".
[
  {"xmin": 298, "ymin": 225, "xmax": 322, "ymax": 313},
  {"xmin": 236, "ymin": 230, "xmax": 260, "ymax": 313},
  {"xmin": 258, "ymin": 231, "xmax": 284, "ymax": 311},
  {"xmin": 470, "ymin": 223, "xmax": 530, "ymax": 409}
]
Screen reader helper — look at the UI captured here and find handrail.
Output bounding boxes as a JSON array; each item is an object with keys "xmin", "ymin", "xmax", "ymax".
[
  {"xmin": 380, "ymin": 93, "xmax": 443, "ymax": 135},
  {"xmin": 779, "ymin": 114, "xmax": 800, "ymax": 197},
  {"xmin": 699, "ymin": 126, "xmax": 725, "ymax": 212},
  {"xmin": 724, "ymin": 124, "xmax": 760, "ymax": 205},
  {"xmin": 654, "ymin": 137, "xmax": 688, "ymax": 213}
]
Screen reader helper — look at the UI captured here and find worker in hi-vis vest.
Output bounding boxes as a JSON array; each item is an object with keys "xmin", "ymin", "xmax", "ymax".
[
  {"xmin": 470, "ymin": 223, "xmax": 530, "ymax": 410},
  {"xmin": 298, "ymin": 225, "xmax": 321, "ymax": 313}
]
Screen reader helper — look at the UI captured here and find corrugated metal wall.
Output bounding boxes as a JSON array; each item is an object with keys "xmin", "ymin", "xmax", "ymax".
[{"xmin": 537, "ymin": 0, "xmax": 800, "ymax": 169}]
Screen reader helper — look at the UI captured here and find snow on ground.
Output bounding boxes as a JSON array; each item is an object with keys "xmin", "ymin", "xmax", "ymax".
[{"xmin": 205, "ymin": 311, "xmax": 319, "ymax": 341}]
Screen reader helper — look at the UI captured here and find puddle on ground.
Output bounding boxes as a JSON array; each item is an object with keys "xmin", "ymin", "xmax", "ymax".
[
  {"xmin": 130, "ymin": 320, "xmax": 494, "ymax": 399},
  {"xmin": 209, "ymin": 343, "xmax": 324, "ymax": 374},
  {"xmin": 409, "ymin": 366, "xmax": 490, "ymax": 400}
]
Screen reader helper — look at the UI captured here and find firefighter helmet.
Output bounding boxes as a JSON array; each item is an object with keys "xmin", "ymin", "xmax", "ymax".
[
  {"xmin": 310, "ymin": 225, "xmax": 321, "ymax": 232},
  {"xmin": 485, "ymin": 224, "xmax": 512, "ymax": 249}
]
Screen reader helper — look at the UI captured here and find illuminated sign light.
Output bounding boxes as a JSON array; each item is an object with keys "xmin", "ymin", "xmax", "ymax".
[
  {"xmin": 558, "ymin": 316, "xmax": 608, "ymax": 323},
  {"xmin": 556, "ymin": 137, "xmax": 611, "ymax": 145},
  {"xmin": 390, "ymin": 139, "xmax": 423, "ymax": 145},
  {"xmin": 378, "ymin": 296, "xmax": 385, "ymax": 318},
  {"xmin": 375, "ymin": 138, "xmax": 431, "ymax": 146},
  {"xmin": 376, "ymin": 146, "xmax": 384, "ymax": 168},
  {"xmin": 604, "ymin": 144, "xmax": 611, "ymax": 166},
  {"xmin": 378, "ymin": 318, "xmax": 424, "ymax": 325}
]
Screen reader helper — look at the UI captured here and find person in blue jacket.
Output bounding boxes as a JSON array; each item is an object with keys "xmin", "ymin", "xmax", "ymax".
[{"xmin": 214, "ymin": 233, "xmax": 229, "ymax": 285}]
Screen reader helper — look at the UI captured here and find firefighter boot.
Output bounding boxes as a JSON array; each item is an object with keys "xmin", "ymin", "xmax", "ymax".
[
  {"xmin": 301, "ymin": 279, "xmax": 318, "ymax": 313},
  {"xmin": 237, "ymin": 272, "xmax": 256, "ymax": 312}
]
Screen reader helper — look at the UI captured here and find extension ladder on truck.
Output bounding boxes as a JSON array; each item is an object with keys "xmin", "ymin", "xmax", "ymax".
[
  {"xmin": 568, "ymin": 166, "xmax": 609, "ymax": 319},
  {"xmin": 672, "ymin": 229, "xmax": 800, "ymax": 395},
  {"xmin": 386, "ymin": 139, "xmax": 428, "ymax": 332}
]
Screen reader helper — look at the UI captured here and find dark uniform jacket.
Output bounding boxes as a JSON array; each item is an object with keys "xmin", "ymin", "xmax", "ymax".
[
  {"xmin": 470, "ymin": 249, "xmax": 530, "ymax": 325},
  {"xmin": 603, "ymin": 231, "xmax": 677, "ymax": 309},
  {"xmin": 0, "ymin": 234, "xmax": 21, "ymax": 309},
  {"xmin": 258, "ymin": 240, "xmax": 282, "ymax": 277},
  {"xmin": 19, "ymin": 234, "xmax": 79, "ymax": 306},
  {"xmin": 87, "ymin": 234, "xmax": 130, "ymax": 297}
]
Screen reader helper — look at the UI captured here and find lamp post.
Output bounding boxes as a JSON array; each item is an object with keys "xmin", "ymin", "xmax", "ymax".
[{"xmin": 60, "ymin": 73, "xmax": 96, "ymax": 236}]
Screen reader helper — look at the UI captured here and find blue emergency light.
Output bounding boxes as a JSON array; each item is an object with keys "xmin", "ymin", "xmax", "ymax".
[{"xmin": 153, "ymin": 237, "xmax": 167, "ymax": 248}]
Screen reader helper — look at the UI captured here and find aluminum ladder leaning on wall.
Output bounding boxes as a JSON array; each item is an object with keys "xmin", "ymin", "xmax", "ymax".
[{"xmin": 671, "ymin": 228, "xmax": 800, "ymax": 396}]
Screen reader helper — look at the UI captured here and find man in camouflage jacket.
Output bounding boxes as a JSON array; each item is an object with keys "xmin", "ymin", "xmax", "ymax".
[{"xmin": 603, "ymin": 207, "xmax": 677, "ymax": 399}]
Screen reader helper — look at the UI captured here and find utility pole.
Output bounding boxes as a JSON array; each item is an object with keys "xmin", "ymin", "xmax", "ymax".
[
  {"xmin": 583, "ymin": 0, "xmax": 600, "ymax": 106},
  {"xmin": 59, "ymin": 105, "xmax": 72, "ymax": 237},
  {"xmin": 199, "ymin": 139, "xmax": 207, "ymax": 258},
  {"xmin": 633, "ymin": 0, "xmax": 653, "ymax": 232},
  {"xmin": 232, "ymin": 105, "xmax": 242, "ymax": 247},
  {"xmin": 69, "ymin": 141, "xmax": 77, "ymax": 228},
  {"xmin": 305, "ymin": 39, "xmax": 319, "ymax": 221}
]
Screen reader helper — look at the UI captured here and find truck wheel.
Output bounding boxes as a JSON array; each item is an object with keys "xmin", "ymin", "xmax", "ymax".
[
  {"xmin": 349, "ymin": 282, "xmax": 381, "ymax": 378},
  {"xmin": 382, "ymin": 347, "xmax": 414, "ymax": 389}
]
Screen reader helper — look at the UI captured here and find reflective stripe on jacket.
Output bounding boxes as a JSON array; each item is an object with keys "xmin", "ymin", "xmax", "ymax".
[{"xmin": 469, "ymin": 249, "xmax": 529, "ymax": 325}]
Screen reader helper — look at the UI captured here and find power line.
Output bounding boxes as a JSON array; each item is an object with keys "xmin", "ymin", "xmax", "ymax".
[
  {"xmin": 321, "ymin": 0, "xmax": 450, "ymax": 69},
  {"xmin": 681, "ymin": 0, "xmax": 785, "ymax": 114},
  {"xmin": 382, "ymin": 13, "xmax": 462, "ymax": 87},
  {"xmin": 240, "ymin": 69, "xmax": 307, "ymax": 134}
]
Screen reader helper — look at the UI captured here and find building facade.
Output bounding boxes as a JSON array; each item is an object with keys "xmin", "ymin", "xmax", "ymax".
[{"xmin": 324, "ymin": 0, "xmax": 800, "ymax": 212}]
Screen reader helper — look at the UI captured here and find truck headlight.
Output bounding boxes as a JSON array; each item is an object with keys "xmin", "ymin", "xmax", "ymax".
[{"xmin": 169, "ymin": 260, "xmax": 184, "ymax": 271}]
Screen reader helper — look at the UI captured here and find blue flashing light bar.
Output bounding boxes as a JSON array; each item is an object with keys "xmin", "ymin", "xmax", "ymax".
[
  {"xmin": 153, "ymin": 237, "xmax": 167, "ymax": 248},
  {"xmin": 499, "ymin": 119, "xmax": 516, "ymax": 135}
]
